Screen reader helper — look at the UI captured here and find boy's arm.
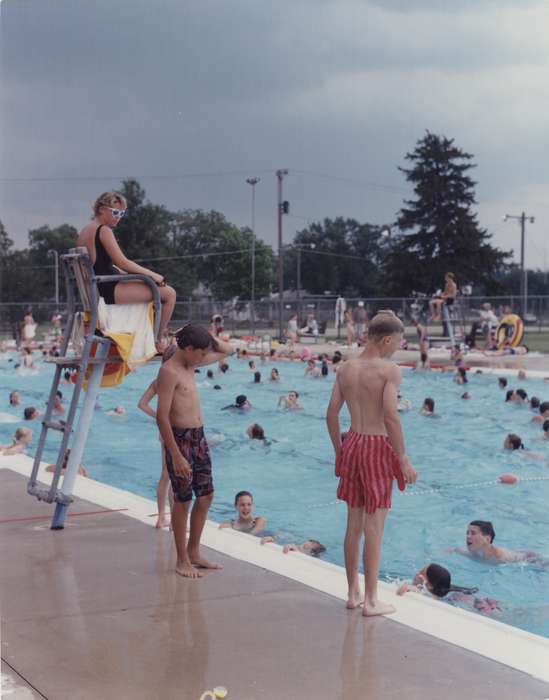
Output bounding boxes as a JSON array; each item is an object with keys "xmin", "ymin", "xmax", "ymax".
[
  {"xmin": 155, "ymin": 367, "xmax": 191, "ymax": 479},
  {"xmin": 137, "ymin": 381, "xmax": 157, "ymax": 418},
  {"xmin": 326, "ymin": 377, "xmax": 344, "ymax": 456},
  {"xmin": 195, "ymin": 335, "xmax": 235, "ymax": 367},
  {"xmin": 383, "ymin": 364, "xmax": 417, "ymax": 483}
]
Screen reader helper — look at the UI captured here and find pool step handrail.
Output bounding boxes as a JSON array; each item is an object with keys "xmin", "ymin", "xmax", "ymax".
[{"xmin": 27, "ymin": 247, "xmax": 161, "ymax": 530}]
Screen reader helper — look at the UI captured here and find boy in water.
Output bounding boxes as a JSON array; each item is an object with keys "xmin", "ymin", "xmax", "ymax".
[
  {"xmin": 156, "ymin": 324, "xmax": 234, "ymax": 578},
  {"xmin": 454, "ymin": 520, "xmax": 549, "ymax": 565},
  {"xmin": 326, "ymin": 311, "xmax": 417, "ymax": 616}
]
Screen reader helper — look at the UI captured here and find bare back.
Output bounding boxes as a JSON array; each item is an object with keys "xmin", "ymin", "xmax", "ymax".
[
  {"xmin": 336, "ymin": 357, "xmax": 396, "ymax": 435},
  {"xmin": 76, "ymin": 223, "xmax": 100, "ymax": 265}
]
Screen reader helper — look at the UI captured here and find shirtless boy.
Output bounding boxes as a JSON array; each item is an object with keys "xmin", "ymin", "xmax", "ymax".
[
  {"xmin": 156, "ymin": 324, "xmax": 234, "ymax": 578},
  {"xmin": 326, "ymin": 311, "xmax": 417, "ymax": 616},
  {"xmin": 454, "ymin": 520, "xmax": 549, "ymax": 565}
]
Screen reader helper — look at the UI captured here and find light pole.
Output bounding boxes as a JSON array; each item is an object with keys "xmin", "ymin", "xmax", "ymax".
[
  {"xmin": 503, "ymin": 212, "xmax": 535, "ymax": 319},
  {"xmin": 246, "ymin": 177, "xmax": 260, "ymax": 336},
  {"xmin": 295, "ymin": 243, "xmax": 316, "ymax": 322},
  {"xmin": 276, "ymin": 169, "xmax": 289, "ymax": 340},
  {"xmin": 48, "ymin": 249, "xmax": 59, "ymax": 308}
]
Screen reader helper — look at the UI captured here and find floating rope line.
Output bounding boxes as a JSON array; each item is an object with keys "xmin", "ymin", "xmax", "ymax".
[
  {"xmin": 403, "ymin": 475, "xmax": 549, "ymax": 497},
  {"xmin": 308, "ymin": 475, "xmax": 549, "ymax": 508}
]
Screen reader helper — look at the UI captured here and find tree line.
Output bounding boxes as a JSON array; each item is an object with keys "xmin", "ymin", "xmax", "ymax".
[{"xmin": 0, "ymin": 132, "xmax": 545, "ymax": 305}]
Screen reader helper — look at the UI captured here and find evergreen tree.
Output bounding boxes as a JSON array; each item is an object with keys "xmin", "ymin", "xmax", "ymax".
[{"xmin": 384, "ymin": 131, "xmax": 510, "ymax": 295}]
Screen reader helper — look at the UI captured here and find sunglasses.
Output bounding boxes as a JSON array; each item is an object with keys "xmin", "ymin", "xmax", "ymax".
[{"xmin": 107, "ymin": 208, "xmax": 126, "ymax": 218}]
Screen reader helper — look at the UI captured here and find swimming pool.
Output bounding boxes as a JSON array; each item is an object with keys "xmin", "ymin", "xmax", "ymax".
[{"xmin": 1, "ymin": 352, "xmax": 548, "ymax": 638}]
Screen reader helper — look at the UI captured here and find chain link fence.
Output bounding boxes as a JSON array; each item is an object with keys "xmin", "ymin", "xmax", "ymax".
[{"xmin": 3, "ymin": 296, "xmax": 549, "ymax": 339}]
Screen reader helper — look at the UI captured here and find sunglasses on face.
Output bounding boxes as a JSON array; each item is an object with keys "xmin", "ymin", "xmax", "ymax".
[{"xmin": 107, "ymin": 208, "xmax": 126, "ymax": 218}]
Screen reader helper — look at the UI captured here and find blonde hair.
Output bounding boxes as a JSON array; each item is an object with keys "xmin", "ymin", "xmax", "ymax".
[
  {"xmin": 93, "ymin": 191, "xmax": 127, "ymax": 217},
  {"xmin": 368, "ymin": 310, "xmax": 404, "ymax": 339},
  {"xmin": 15, "ymin": 427, "xmax": 31, "ymax": 441}
]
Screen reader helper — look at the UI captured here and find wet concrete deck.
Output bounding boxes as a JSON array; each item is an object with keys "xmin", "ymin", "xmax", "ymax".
[{"xmin": 2, "ymin": 469, "xmax": 549, "ymax": 700}]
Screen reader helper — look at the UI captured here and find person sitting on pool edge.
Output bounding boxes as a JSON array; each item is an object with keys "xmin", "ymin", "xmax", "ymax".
[
  {"xmin": 531, "ymin": 401, "xmax": 549, "ymax": 424},
  {"xmin": 222, "ymin": 394, "xmax": 251, "ymax": 411},
  {"xmin": 278, "ymin": 390, "xmax": 303, "ymax": 410},
  {"xmin": 219, "ymin": 491, "xmax": 265, "ymax": 535},
  {"xmin": 396, "ymin": 563, "xmax": 500, "ymax": 615},
  {"xmin": 419, "ymin": 397, "xmax": 435, "ymax": 416},
  {"xmin": 454, "ymin": 520, "xmax": 549, "ymax": 565},
  {"xmin": 260, "ymin": 536, "xmax": 326, "ymax": 557}
]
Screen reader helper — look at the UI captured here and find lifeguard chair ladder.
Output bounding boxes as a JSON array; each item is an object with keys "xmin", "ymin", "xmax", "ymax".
[{"xmin": 27, "ymin": 247, "xmax": 160, "ymax": 529}]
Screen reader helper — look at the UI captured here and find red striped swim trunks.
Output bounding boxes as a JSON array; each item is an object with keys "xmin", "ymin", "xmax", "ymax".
[{"xmin": 336, "ymin": 431, "xmax": 405, "ymax": 513}]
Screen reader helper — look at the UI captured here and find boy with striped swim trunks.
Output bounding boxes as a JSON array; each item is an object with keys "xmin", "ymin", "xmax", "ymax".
[{"xmin": 326, "ymin": 311, "xmax": 417, "ymax": 616}]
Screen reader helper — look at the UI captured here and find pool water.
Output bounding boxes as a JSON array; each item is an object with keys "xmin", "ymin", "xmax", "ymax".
[{"xmin": 2, "ymin": 352, "xmax": 549, "ymax": 637}]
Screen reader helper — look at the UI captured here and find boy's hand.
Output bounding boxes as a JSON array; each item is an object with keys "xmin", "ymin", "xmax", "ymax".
[
  {"xmin": 400, "ymin": 458, "xmax": 417, "ymax": 485},
  {"xmin": 396, "ymin": 582, "xmax": 410, "ymax": 596},
  {"xmin": 260, "ymin": 536, "xmax": 274, "ymax": 545},
  {"xmin": 172, "ymin": 453, "xmax": 192, "ymax": 480}
]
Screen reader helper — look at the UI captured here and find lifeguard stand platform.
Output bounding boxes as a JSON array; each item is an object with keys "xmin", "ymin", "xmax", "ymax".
[{"xmin": 27, "ymin": 247, "xmax": 160, "ymax": 530}]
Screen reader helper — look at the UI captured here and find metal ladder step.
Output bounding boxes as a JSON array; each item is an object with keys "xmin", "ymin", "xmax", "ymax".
[
  {"xmin": 44, "ymin": 356, "xmax": 122, "ymax": 368},
  {"xmin": 42, "ymin": 420, "xmax": 69, "ymax": 432}
]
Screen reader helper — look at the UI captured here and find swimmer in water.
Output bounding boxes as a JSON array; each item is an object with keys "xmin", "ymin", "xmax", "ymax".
[
  {"xmin": 454, "ymin": 520, "xmax": 549, "ymax": 565},
  {"xmin": 9, "ymin": 390, "xmax": 20, "ymax": 406},
  {"xmin": 530, "ymin": 396, "xmax": 540, "ymax": 411},
  {"xmin": 0, "ymin": 427, "xmax": 32, "ymax": 455},
  {"xmin": 517, "ymin": 369, "xmax": 527, "ymax": 380},
  {"xmin": 513, "ymin": 388, "xmax": 528, "ymax": 405},
  {"xmin": 531, "ymin": 401, "xmax": 549, "ymax": 424},
  {"xmin": 52, "ymin": 390, "xmax": 64, "ymax": 416},
  {"xmin": 396, "ymin": 563, "xmax": 500, "ymax": 615},
  {"xmin": 46, "ymin": 449, "xmax": 88, "ymax": 477},
  {"xmin": 261, "ymin": 536, "xmax": 326, "ymax": 557},
  {"xmin": 304, "ymin": 359, "xmax": 321, "ymax": 377},
  {"xmin": 419, "ymin": 397, "xmax": 435, "ymax": 416},
  {"xmin": 461, "ymin": 392, "xmax": 472, "ymax": 400},
  {"xmin": 246, "ymin": 423, "xmax": 266, "ymax": 441},
  {"xmin": 222, "ymin": 394, "xmax": 252, "ymax": 410},
  {"xmin": 23, "ymin": 406, "xmax": 40, "ymax": 421},
  {"xmin": 503, "ymin": 433, "xmax": 544, "ymax": 459},
  {"xmin": 278, "ymin": 390, "xmax": 303, "ymax": 410},
  {"xmin": 21, "ymin": 348, "xmax": 35, "ymax": 369},
  {"xmin": 270, "ymin": 368, "xmax": 280, "ymax": 382},
  {"xmin": 219, "ymin": 491, "xmax": 265, "ymax": 535},
  {"xmin": 253, "ymin": 371, "xmax": 261, "ymax": 384},
  {"xmin": 542, "ymin": 419, "xmax": 549, "ymax": 440},
  {"xmin": 498, "ymin": 377, "xmax": 508, "ymax": 390},
  {"xmin": 453, "ymin": 367, "xmax": 468, "ymax": 385},
  {"xmin": 107, "ymin": 405, "xmax": 126, "ymax": 416}
]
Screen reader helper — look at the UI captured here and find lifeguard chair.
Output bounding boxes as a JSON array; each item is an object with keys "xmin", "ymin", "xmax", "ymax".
[{"xmin": 27, "ymin": 247, "xmax": 161, "ymax": 529}]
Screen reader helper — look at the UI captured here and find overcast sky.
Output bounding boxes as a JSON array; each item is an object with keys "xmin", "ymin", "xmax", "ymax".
[{"xmin": 1, "ymin": 0, "xmax": 548, "ymax": 276}]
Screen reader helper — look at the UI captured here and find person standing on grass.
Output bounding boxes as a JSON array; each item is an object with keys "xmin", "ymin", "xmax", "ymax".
[
  {"xmin": 156, "ymin": 324, "xmax": 234, "ymax": 578},
  {"xmin": 326, "ymin": 311, "xmax": 417, "ymax": 616}
]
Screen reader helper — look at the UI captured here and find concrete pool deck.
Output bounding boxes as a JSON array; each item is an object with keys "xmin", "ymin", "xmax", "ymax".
[{"xmin": 2, "ymin": 459, "xmax": 549, "ymax": 700}]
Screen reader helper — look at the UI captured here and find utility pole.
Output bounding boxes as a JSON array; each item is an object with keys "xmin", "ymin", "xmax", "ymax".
[
  {"xmin": 276, "ymin": 169, "xmax": 289, "ymax": 340},
  {"xmin": 246, "ymin": 177, "xmax": 260, "ymax": 336},
  {"xmin": 296, "ymin": 246, "xmax": 301, "ymax": 322},
  {"xmin": 503, "ymin": 212, "xmax": 535, "ymax": 319}
]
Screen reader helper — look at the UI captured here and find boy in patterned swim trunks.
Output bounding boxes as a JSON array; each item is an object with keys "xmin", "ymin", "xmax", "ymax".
[
  {"xmin": 326, "ymin": 311, "xmax": 417, "ymax": 616},
  {"xmin": 156, "ymin": 324, "xmax": 234, "ymax": 578}
]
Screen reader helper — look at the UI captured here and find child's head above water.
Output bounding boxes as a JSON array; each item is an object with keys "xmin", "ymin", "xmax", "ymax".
[
  {"xmin": 14, "ymin": 427, "xmax": 32, "ymax": 445},
  {"xmin": 467, "ymin": 520, "xmax": 495, "ymax": 550},
  {"xmin": 515, "ymin": 388, "xmax": 528, "ymax": 402},
  {"xmin": 302, "ymin": 539, "xmax": 326, "ymax": 557},
  {"xmin": 505, "ymin": 389, "xmax": 515, "ymax": 403},
  {"xmin": 246, "ymin": 423, "xmax": 265, "ymax": 440},
  {"xmin": 530, "ymin": 396, "xmax": 540, "ymax": 410},
  {"xmin": 234, "ymin": 490, "xmax": 253, "ymax": 517},
  {"xmin": 422, "ymin": 397, "xmax": 435, "ymax": 413},
  {"xmin": 539, "ymin": 401, "xmax": 549, "ymax": 417},
  {"xmin": 498, "ymin": 377, "xmax": 508, "ymax": 389},
  {"xmin": 504, "ymin": 433, "xmax": 524, "ymax": 450}
]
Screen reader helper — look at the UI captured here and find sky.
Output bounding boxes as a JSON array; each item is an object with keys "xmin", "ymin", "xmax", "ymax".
[{"xmin": 1, "ymin": 0, "xmax": 549, "ymax": 279}]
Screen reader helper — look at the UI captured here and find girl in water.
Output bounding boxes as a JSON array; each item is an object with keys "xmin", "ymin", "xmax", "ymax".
[{"xmin": 219, "ymin": 491, "xmax": 266, "ymax": 535}]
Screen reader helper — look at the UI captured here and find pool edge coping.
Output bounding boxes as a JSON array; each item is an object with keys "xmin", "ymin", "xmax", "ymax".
[{"xmin": 2, "ymin": 454, "xmax": 549, "ymax": 684}]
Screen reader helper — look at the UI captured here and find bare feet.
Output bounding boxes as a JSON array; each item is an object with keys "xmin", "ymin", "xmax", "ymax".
[
  {"xmin": 346, "ymin": 588, "xmax": 364, "ymax": 609},
  {"xmin": 190, "ymin": 555, "xmax": 224, "ymax": 570},
  {"xmin": 175, "ymin": 561, "xmax": 203, "ymax": 579},
  {"xmin": 155, "ymin": 513, "xmax": 171, "ymax": 529},
  {"xmin": 362, "ymin": 599, "xmax": 396, "ymax": 617}
]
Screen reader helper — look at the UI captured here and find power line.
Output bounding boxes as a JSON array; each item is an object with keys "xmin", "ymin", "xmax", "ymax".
[
  {"xmin": 292, "ymin": 169, "xmax": 408, "ymax": 194},
  {"xmin": 0, "ymin": 169, "xmax": 277, "ymax": 184},
  {"xmin": 134, "ymin": 249, "xmax": 254, "ymax": 263}
]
